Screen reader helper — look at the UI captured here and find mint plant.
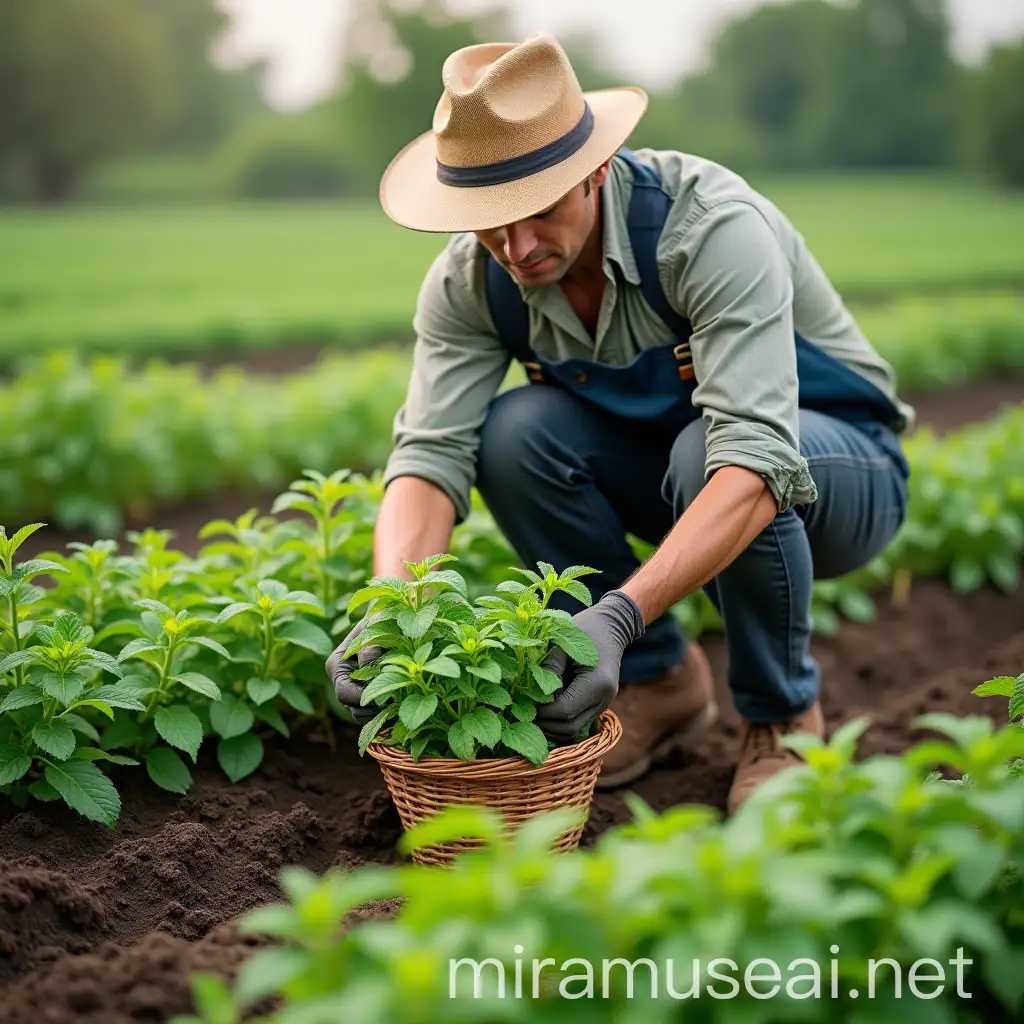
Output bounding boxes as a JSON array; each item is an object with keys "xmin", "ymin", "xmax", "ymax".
[
  {"xmin": 346, "ymin": 555, "xmax": 600, "ymax": 765},
  {"xmin": 971, "ymin": 668, "xmax": 1024, "ymax": 779}
]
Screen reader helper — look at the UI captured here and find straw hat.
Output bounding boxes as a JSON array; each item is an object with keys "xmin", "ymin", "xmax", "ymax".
[{"xmin": 379, "ymin": 32, "xmax": 648, "ymax": 233}]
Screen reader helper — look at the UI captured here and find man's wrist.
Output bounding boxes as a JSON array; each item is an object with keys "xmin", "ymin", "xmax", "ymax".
[{"xmin": 600, "ymin": 589, "xmax": 646, "ymax": 643}]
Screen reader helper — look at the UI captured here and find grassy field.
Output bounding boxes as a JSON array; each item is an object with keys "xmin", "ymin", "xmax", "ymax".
[{"xmin": 1, "ymin": 173, "xmax": 1022, "ymax": 362}]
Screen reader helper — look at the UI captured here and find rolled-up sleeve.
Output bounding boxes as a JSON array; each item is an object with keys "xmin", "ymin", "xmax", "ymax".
[
  {"xmin": 382, "ymin": 244, "xmax": 511, "ymax": 523},
  {"xmin": 665, "ymin": 199, "xmax": 817, "ymax": 511}
]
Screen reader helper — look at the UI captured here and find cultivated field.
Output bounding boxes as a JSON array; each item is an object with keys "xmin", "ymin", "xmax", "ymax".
[{"xmin": 1, "ymin": 171, "xmax": 1023, "ymax": 1022}]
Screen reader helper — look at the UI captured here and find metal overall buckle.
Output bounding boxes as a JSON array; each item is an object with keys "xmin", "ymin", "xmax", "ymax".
[
  {"xmin": 673, "ymin": 342, "xmax": 695, "ymax": 381},
  {"xmin": 523, "ymin": 361, "xmax": 545, "ymax": 383}
]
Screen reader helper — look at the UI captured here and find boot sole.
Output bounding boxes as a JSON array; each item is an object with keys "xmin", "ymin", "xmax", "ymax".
[{"xmin": 595, "ymin": 701, "xmax": 720, "ymax": 789}]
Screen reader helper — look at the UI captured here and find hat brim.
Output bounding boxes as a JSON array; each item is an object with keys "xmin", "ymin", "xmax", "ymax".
[{"xmin": 379, "ymin": 87, "xmax": 648, "ymax": 233}]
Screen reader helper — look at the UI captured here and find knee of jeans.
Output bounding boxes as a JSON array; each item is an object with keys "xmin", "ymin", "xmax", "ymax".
[
  {"xmin": 663, "ymin": 417, "xmax": 708, "ymax": 509},
  {"xmin": 476, "ymin": 386, "xmax": 578, "ymax": 492}
]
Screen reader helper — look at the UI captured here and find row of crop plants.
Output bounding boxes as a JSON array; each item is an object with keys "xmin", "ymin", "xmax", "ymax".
[
  {"xmin": 2, "ymin": 292, "xmax": 1024, "ymax": 535},
  {"xmin": 1, "ymin": 398, "xmax": 1023, "ymax": 825}
]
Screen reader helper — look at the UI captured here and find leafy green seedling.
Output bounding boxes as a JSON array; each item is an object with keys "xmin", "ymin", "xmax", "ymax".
[{"xmin": 346, "ymin": 556, "xmax": 600, "ymax": 766}]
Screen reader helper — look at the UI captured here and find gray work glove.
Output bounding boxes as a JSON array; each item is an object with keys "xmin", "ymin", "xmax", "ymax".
[
  {"xmin": 535, "ymin": 589, "xmax": 646, "ymax": 741},
  {"xmin": 326, "ymin": 616, "xmax": 384, "ymax": 724}
]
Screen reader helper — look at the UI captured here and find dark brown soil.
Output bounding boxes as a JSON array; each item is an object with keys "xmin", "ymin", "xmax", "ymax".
[{"xmin": 1, "ymin": 576, "xmax": 1022, "ymax": 1022}]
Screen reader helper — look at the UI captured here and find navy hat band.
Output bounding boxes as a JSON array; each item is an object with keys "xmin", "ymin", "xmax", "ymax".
[{"xmin": 436, "ymin": 103, "xmax": 595, "ymax": 187}]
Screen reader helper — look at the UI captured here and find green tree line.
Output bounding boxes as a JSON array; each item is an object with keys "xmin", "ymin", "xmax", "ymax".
[{"xmin": 1, "ymin": 0, "xmax": 1022, "ymax": 202}]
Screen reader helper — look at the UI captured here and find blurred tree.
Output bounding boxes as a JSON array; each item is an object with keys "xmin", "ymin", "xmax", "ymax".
[
  {"xmin": 649, "ymin": 0, "xmax": 958, "ymax": 171},
  {"xmin": 139, "ymin": 0, "xmax": 267, "ymax": 153},
  {"xmin": 0, "ymin": 0, "xmax": 174, "ymax": 201},
  {"xmin": 965, "ymin": 37, "xmax": 1024, "ymax": 188}
]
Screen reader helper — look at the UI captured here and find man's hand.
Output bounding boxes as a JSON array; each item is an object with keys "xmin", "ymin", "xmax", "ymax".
[
  {"xmin": 535, "ymin": 590, "xmax": 646, "ymax": 741},
  {"xmin": 326, "ymin": 617, "xmax": 384, "ymax": 724}
]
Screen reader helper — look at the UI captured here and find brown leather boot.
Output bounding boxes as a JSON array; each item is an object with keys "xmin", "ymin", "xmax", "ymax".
[
  {"xmin": 726, "ymin": 701, "xmax": 825, "ymax": 815},
  {"xmin": 596, "ymin": 642, "xmax": 718, "ymax": 788}
]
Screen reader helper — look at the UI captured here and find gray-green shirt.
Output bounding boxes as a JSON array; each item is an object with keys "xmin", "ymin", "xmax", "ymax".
[{"xmin": 383, "ymin": 147, "xmax": 915, "ymax": 524}]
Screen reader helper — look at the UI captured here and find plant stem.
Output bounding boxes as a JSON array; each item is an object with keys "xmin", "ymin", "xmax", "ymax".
[
  {"xmin": 319, "ymin": 509, "xmax": 333, "ymax": 613},
  {"xmin": 8, "ymin": 593, "xmax": 23, "ymax": 687},
  {"xmin": 145, "ymin": 639, "xmax": 177, "ymax": 715},
  {"xmin": 261, "ymin": 613, "xmax": 274, "ymax": 679}
]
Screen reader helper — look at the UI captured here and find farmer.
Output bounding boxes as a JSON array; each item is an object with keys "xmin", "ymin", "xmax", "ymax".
[{"xmin": 327, "ymin": 33, "xmax": 913, "ymax": 814}]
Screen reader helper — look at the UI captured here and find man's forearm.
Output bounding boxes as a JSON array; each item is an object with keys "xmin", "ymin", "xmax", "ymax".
[
  {"xmin": 373, "ymin": 476, "xmax": 457, "ymax": 579},
  {"xmin": 620, "ymin": 466, "xmax": 777, "ymax": 624}
]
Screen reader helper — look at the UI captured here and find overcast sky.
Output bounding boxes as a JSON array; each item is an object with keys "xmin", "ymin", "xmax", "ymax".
[{"xmin": 216, "ymin": 0, "xmax": 1024, "ymax": 111}]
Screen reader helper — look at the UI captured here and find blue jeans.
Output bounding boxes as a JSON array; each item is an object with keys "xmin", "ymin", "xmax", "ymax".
[{"xmin": 473, "ymin": 385, "xmax": 910, "ymax": 723}]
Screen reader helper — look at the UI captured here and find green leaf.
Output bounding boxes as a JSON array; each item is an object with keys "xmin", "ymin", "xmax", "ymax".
[
  {"xmin": 62, "ymin": 712, "xmax": 100, "ymax": 743},
  {"xmin": 358, "ymin": 706, "xmax": 395, "ymax": 755},
  {"xmin": 218, "ymin": 733, "xmax": 264, "ymax": 783},
  {"xmin": 40, "ymin": 672, "xmax": 86, "ymax": 707},
  {"xmin": 447, "ymin": 718, "xmax": 476, "ymax": 760},
  {"xmin": 398, "ymin": 603, "xmax": 438, "ymax": 640},
  {"xmin": 74, "ymin": 748, "xmax": 139, "ymax": 766},
  {"xmin": 509, "ymin": 698, "xmax": 537, "ymax": 722},
  {"xmin": 215, "ymin": 602, "xmax": 257, "ymax": 625},
  {"xmin": 208, "ymin": 694, "xmax": 254, "ymax": 740},
  {"xmin": 253, "ymin": 701, "xmax": 290, "ymax": 738},
  {"xmin": 155, "ymin": 705, "xmax": 204, "ymax": 762},
  {"xmin": 501, "ymin": 721, "xmax": 549, "ymax": 765},
  {"xmin": 476, "ymin": 683, "xmax": 512, "ymax": 709},
  {"xmin": 246, "ymin": 677, "xmax": 281, "ymax": 705},
  {"xmin": 950, "ymin": 558, "xmax": 985, "ymax": 593},
  {"xmin": 425, "ymin": 569, "xmax": 468, "ymax": 598},
  {"xmin": 84, "ymin": 685, "xmax": 147, "ymax": 712},
  {"xmin": 0, "ymin": 742, "xmax": 32, "ymax": 785},
  {"xmin": 559, "ymin": 579, "xmax": 593, "ymax": 607},
  {"xmin": 466, "ymin": 659, "xmax": 502, "ymax": 684},
  {"xmin": 973, "ymin": 676, "xmax": 1016, "ymax": 698},
  {"xmin": 559, "ymin": 564, "xmax": 600, "ymax": 580},
  {"xmin": 233, "ymin": 947, "xmax": 307, "ymax": 1010},
  {"xmin": 31, "ymin": 719, "xmax": 77, "ymax": 760},
  {"xmin": 44, "ymin": 757, "xmax": 120, "ymax": 826},
  {"xmin": 28, "ymin": 778, "xmax": 61, "ymax": 802},
  {"xmin": 99, "ymin": 715, "xmax": 142, "ymax": 751},
  {"xmin": 0, "ymin": 683, "xmax": 45, "ymax": 712},
  {"xmin": 146, "ymin": 746, "xmax": 193, "ymax": 794},
  {"xmin": 531, "ymin": 661, "xmax": 564, "ymax": 695},
  {"xmin": 548, "ymin": 624, "xmax": 599, "ymax": 668},
  {"xmin": 0, "ymin": 648, "xmax": 45, "ymax": 678},
  {"xmin": 410, "ymin": 732, "xmax": 432, "ymax": 761},
  {"xmin": 423, "ymin": 655, "xmax": 460, "ymax": 679},
  {"xmin": 278, "ymin": 679, "xmax": 314, "ymax": 715},
  {"xmin": 117, "ymin": 638, "xmax": 165, "ymax": 662},
  {"xmin": 285, "ymin": 590, "xmax": 325, "ymax": 616},
  {"xmin": 462, "ymin": 707, "xmax": 502, "ymax": 748},
  {"xmin": 347, "ymin": 585, "xmax": 401, "ymax": 614},
  {"xmin": 172, "ymin": 672, "xmax": 222, "ymax": 701},
  {"xmin": 66, "ymin": 699, "xmax": 115, "ymax": 720},
  {"xmin": 399, "ymin": 693, "xmax": 438, "ymax": 731},
  {"xmin": 188, "ymin": 636, "xmax": 233, "ymax": 660},
  {"xmin": 359, "ymin": 671, "xmax": 411, "ymax": 706},
  {"xmin": 189, "ymin": 972, "xmax": 239, "ymax": 1024},
  {"xmin": 133, "ymin": 598, "xmax": 175, "ymax": 617},
  {"xmin": 277, "ymin": 618, "xmax": 333, "ymax": 658},
  {"xmin": 81, "ymin": 650, "xmax": 124, "ymax": 679}
]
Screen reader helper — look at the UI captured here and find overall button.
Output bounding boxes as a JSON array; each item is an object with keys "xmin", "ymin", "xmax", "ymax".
[{"xmin": 573, "ymin": 370, "xmax": 588, "ymax": 384}]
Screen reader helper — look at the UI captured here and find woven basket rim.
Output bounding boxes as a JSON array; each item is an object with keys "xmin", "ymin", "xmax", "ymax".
[{"xmin": 365, "ymin": 708, "xmax": 621, "ymax": 779}]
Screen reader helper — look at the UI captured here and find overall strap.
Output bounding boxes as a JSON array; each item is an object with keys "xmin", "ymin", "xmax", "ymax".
[
  {"xmin": 484, "ymin": 251, "xmax": 535, "ymax": 365},
  {"xmin": 616, "ymin": 147, "xmax": 693, "ymax": 344}
]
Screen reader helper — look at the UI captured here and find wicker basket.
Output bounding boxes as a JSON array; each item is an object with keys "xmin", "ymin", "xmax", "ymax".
[{"xmin": 366, "ymin": 709, "xmax": 622, "ymax": 865}]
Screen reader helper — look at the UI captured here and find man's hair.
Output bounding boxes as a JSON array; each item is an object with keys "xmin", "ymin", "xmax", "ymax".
[{"xmin": 583, "ymin": 177, "xmax": 591, "ymax": 198}]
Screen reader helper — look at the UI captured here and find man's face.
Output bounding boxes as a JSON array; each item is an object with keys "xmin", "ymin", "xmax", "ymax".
[{"xmin": 473, "ymin": 162, "xmax": 610, "ymax": 288}]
